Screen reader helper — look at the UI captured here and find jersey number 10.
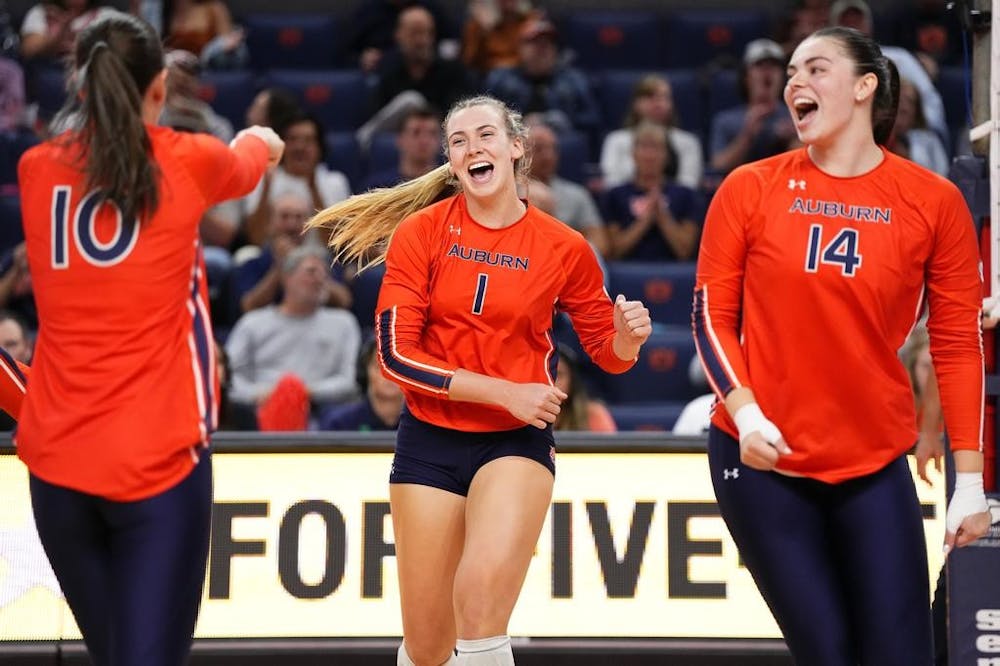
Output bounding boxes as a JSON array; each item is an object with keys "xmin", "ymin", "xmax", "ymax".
[
  {"xmin": 805, "ymin": 225, "xmax": 862, "ymax": 277},
  {"xmin": 50, "ymin": 186, "xmax": 140, "ymax": 269}
]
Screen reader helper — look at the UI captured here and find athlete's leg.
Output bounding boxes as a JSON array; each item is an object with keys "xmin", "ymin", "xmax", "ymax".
[
  {"xmin": 453, "ymin": 455, "xmax": 553, "ymax": 660},
  {"xmin": 831, "ymin": 455, "xmax": 933, "ymax": 666},
  {"xmin": 708, "ymin": 427, "xmax": 855, "ymax": 665},
  {"xmin": 391, "ymin": 482, "xmax": 466, "ymax": 666},
  {"xmin": 29, "ymin": 475, "xmax": 114, "ymax": 665},
  {"xmin": 106, "ymin": 453, "xmax": 213, "ymax": 666}
]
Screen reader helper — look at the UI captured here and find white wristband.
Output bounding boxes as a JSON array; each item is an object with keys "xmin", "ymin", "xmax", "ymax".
[
  {"xmin": 946, "ymin": 473, "xmax": 989, "ymax": 533},
  {"xmin": 733, "ymin": 403, "xmax": 783, "ymax": 445}
]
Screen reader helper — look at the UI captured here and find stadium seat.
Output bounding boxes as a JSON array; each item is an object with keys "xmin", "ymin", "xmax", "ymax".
[
  {"xmin": 664, "ymin": 10, "xmax": 769, "ymax": 69},
  {"xmin": 0, "ymin": 194, "xmax": 23, "ymax": 256},
  {"xmin": 368, "ymin": 132, "xmax": 399, "ymax": 178},
  {"xmin": 325, "ymin": 131, "xmax": 365, "ymax": 193},
  {"xmin": 0, "ymin": 131, "xmax": 39, "ymax": 190},
  {"xmin": 937, "ymin": 65, "xmax": 968, "ymax": 132},
  {"xmin": 707, "ymin": 67, "xmax": 741, "ymax": 117},
  {"xmin": 606, "ymin": 261, "xmax": 696, "ymax": 328},
  {"xmin": 603, "ymin": 328, "xmax": 700, "ymax": 403},
  {"xmin": 596, "ymin": 68, "xmax": 703, "ymax": 137},
  {"xmin": 27, "ymin": 64, "xmax": 68, "ymax": 121},
  {"xmin": 350, "ymin": 263, "xmax": 386, "ymax": 334},
  {"xmin": 555, "ymin": 130, "xmax": 588, "ymax": 184},
  {"xmin": 197, "ymin": 70, "xmax": 257, "ymax": 133},
  {"xmin": 607, "ymin": 401, "xmax": 688, "ymax": 431},
  {"xmin": 244, "ymin": 13, "xmax": 343, "ymax": 70},
  {"xmin": 265, "ymin": 69, "xmax": 370, "ymax": 131},
  {"xmin": 563, "ymin": 11, "xmax": 665, "ymax": 70}
]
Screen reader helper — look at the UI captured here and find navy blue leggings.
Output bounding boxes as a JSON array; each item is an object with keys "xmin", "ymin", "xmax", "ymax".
[
  {"xmin": 30, "ymin": 453, "xmax": 212, "ymax": 666},
  {"xmin": 708, "ymin": 427, "xmax": 932, "ymax": 666}
]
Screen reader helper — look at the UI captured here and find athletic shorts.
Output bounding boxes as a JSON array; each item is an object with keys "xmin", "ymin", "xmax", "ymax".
[{"xmin": 389, "ymin": 409, "xmax": 556, "ymax": 496}]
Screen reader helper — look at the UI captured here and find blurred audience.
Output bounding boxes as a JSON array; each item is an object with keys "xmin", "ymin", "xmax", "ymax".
[
  {"xmin": 600, "ymin": 73, "xmax": 704, "ymax": 190},
  {"xmin": 318, "ymin": 337, "xmax": 404, "ymax": 431},
  {"xmin": 888, "ymin": 78, "xmax": 949, "ymax": 175},
  {"xmin": 348, "ymin": 0, "xmax": 458, "ymax": 74},
  {"xmin": 0, "ymin": 308, "xmax": 32, "ymax": 364},
  {"xmin": 20, "ymin": 0, "xmax": 116, "ymax": 62},
  {"xmin": 527, "ymin": 119, "xmax": 609, "ymax": 258},
  {"xmin": 163, "ymin": 0, "xmax": 247, "ymax": 70},
  {"xmin": 604, "ymin": 122, "xmax": 702, "ymax": 262},
  {"xmin": 553, "ymin": 345, "xmax": 616, "ymax": 432},
  {"xmin": 226, "ymin": 246, "xmax": 362, "ymax": 428},
  {"xmin": 709, "ymin": 38, "xmax": 796, "ymax": 175},
  {"xmin": 461, "ymin": 0, "xmax": 540, "ymax": 77},
  {"xmin": 245, "ymin": 87, "xmax": 301, "ymax": 136},
  {"xmin": 484, "ymin": 17, "xmax": 600, "ymax": 134},
  {"xmin": 0, "ymin": 242, "xmax": 35, "ymax": 330},
  {"xmin": 159, "ymin": 48, "xmax": 232, "ymax": 141},
  {"xmin": 365, "ymin": 104, "xmax": 442, "ymax": 189}
]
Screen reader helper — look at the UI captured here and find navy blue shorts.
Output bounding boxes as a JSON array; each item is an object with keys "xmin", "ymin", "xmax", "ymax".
[{"xmin": 390, "ymin": 409, "xmax": 556, "ymax": 496}]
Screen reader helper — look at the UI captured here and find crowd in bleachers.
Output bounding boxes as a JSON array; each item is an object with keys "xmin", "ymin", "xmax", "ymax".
[{"xmin": 0, "ymin": 0, "xmax": 975, "ymax": 432}]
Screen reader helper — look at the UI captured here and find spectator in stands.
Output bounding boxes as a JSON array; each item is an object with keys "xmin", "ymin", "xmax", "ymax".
[
  {"xmin": 461, "ymin": 0, "xmax": 540, "ymax": 78},
  {"xmin": 776, "ymin": 0, "xmax": 831, "ymax": 58},
  {"xmin": 604, "ymin": 122, "xmax": 703, "ymax": 262},
  {"xmin": 162, "ymin": 0, "xmax": 246, "ymax": 70},
  {"xmin": 484, "ymin": 17, "xmax": 601, "ymax": 135},
  {"xmin": 235, "ymin": 191, "xmax": 350, "ymax": 314},
  {"xmin": 0, "ymin": 308, "xmax": 31, "ymax": 364},
  {"xmin": 889, "ymin": 77, "xmax": 949, "ymax": 176},
  {"xmin": 318, "ymin": 337, "xmax": 404, "ymax": 431},
  {"xmin": 829, "ymin": 0, "xmax": 949, "ymax": 148},
  {"xmin": 709, "ymin": 38, "xmax": 796, "ymax": 175},
  {"xmin": 528, "ymin": 119, "xmax": 609, "ymax": 258},
  {"xmin": 359, "ymin": 5, "xmax": 472, "ymax": 152},
  {"xmin": 243, "ymin": 113, "xmax": 351, "ymax": 247},
  {"xmin": 365, "ymin": 104, "xmax": 441, "ymax": 189},
  {"xmin": 160, "ymin": 49, "xmax": 232, "ymax": 142},
  {"xmin": 0, "ymin": 242, "xmax": 36, "ymax": 330},
  {"xmin": 348, "ymin": 0, "xmax": 457, "ymax": 74},
  {"xmin": 226, "ymin": 245, "xmax": 362, "ymax": 428},
  {"xmin": 554, "ymin": 345, "xmax": 615, "ymax": 432},
  {"xmin": 600, "ymin": 73, "xmax": 704, "ymax": 191},
  {"xmin": 20, "ymin": 0, "xmax": 116, "ymax": 62},
  {"xmin": 245, "ymin": 86, "xmax": 300, "ymax": 136}
]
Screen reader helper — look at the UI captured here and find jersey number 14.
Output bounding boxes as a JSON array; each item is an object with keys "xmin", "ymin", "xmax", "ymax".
[{"xmin": 805, "ymin": 225, "xmax": 862, "ymax": 276}]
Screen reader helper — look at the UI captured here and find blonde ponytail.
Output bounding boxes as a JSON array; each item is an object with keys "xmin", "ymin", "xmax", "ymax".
[{"xmin": 306, "ymin": 163, "xmax": 456, "ymax": 270}]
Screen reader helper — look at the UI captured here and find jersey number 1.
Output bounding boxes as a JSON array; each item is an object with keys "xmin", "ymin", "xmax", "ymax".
[
  {"xmin": 51, "ymin": 186, "xmax": 139, "ymax": 269},
  {"xmin": 805, "ymin": 225, "xmax": 862, "ymax": 276},
  {"xmin": 472, "ymin": 273, "xmax": 488, "ymax": 315}
]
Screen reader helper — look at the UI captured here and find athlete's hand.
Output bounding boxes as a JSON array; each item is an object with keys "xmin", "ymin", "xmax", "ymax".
[
  {"xmin": 943, "ymin": 473, "xmax": 991, "ymax": 556},
  {"xmin": 914, "ymin": 431, "xmax": 944, "ymax": 486},
  {"xmin": 733, "ymin": 403, "xmax": 792, "ymax": 471},
  {"xmin": 613, "ymin": 294, "xmax": 652, "ymax": 359},
  {"xmin": 505, "ymin": 383, "xmax": 568, "ymax": 429},
  {"xmin": 232, "ymin": 125, "xmax": 285, "ymax": 168}
]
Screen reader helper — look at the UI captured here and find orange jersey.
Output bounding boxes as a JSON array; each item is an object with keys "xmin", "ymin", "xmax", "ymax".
[
  {"xmin": 376, "ymin": 194, "xmax": 633, "ymax": 431},
  {"xmin": 694, "ymin": 148, "xmax": 983, "ymax": 483},
  {"xmin": 0, "ymin": 347, "xmax": 27, "ymax": 419},
  {"xmin": 15, "ymin": 126, "xmax": 269, "ymax": 500}
]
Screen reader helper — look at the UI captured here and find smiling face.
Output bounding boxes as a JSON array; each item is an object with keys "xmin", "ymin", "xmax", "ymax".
[
  {"xmin": 784, "ymin": 34, "xmax": 877, "ymax": 148},
  {"xmin": 446, "ymin": 103, "xmax": 524, "ymax": 202}
]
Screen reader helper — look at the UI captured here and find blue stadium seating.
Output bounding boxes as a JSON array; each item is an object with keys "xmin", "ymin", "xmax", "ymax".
[
  {"xmin": 28, "ymin": 64, "xmax": 68, "ymax": 120},
  {"xmin": 197, "ymin": 70, "xmax": 258, "ymax": 133},
  {"xmin": 0, "ymin": 131, "xmax": 39, "ymax": 190},
  {"xmin": 937, "ymin": 65, "xmax": 969, "ymax": 132},
  {"xmin": 563, "ymin": 11, "xmax": 664, "ymax": 70},
  {"xmin": 664, "ymin": 10, "xmax": 769, "ymax": 69},
  {"xmin": 606, "ymin": 261, "xmax": 696, "ymax": 328},
  {"xmin": 608, "ymin": 401, "xmax": 687, "ymax": 431},
  {"xmin": 555, "ymin": 130, "xmax": 588, "ymax": 184},
  {"xmin": 595, "ymin": 68, "xmax": 703, "ymax": 138},
  {"xmin": 325, "ymin": 131, "xmax": 365, "ymax": 193},
  {"xmin": 603, "ymin": 327, "xmax": 700, "ymax": 403},
  {"xmin": 368, "ymin": 132, "xmax": 399, "ymax": 178},
  {"xmin": 264, "ymin": 69, "xmax": 370, "ymax": 131},
  {"xmin": 707, "ymin": 67, "xmax": 741, "ymax": 117},
  {"xmin": 350, "ymin": 263, "xmax": 386, "ymax": 334},
  {"xmin": 0, "ymin": 194, "xmax": 23, "ymax": 257},
  {"xmin": 244, "ymin": 13, "xmax": 343, "ymax": 70}
]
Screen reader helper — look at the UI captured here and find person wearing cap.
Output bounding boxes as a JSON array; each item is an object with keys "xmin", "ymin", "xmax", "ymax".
[
  {"xmin": 709, "ymin": 38, "xmax": 797, "ymax": 175},
  {"xmin": 829, "ymin": 0, "xmax": 949, "ymax": 149},
  {"xmin": 483, "ymin": 16, "xmax": 600, "ymax": 134}
]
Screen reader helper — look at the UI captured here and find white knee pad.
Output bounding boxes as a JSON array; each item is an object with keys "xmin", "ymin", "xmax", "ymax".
[{"xmin": 455, "ymin": 636, "xmax": 514, "ymax": 665}]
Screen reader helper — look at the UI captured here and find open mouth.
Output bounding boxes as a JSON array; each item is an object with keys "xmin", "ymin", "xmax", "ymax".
[
  {"xmin": 793, "ymin": 98, "xmax": 818, "ymax": 123},
  {"xmin": 468, "ymin": 161, "xmax": 495, "ymax": 183}
]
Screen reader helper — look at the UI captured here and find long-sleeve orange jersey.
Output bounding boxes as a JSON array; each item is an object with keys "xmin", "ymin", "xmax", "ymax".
[
  {"xmin": 694, "ymin": 148, "xmax": 983, "ymax": 483},
  {"xmin": 0, "ymin": 347, "xmax": 27, "ymax": 419},
  {"xmin": 376, "ymin": 194, "xmax": 634, "ymax": 431},
  {"xmin": 15, "ymin": 126, "xmax": 269, "ymax": 501}
]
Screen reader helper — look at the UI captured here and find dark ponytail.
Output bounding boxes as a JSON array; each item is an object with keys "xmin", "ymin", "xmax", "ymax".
[
  {"xmin": 56, "ymin": 13, "xmax": 164, "ymax": 224},
  {"xmin": 812, "ymin": 26, "xmax": 900, "ymax": 146}
]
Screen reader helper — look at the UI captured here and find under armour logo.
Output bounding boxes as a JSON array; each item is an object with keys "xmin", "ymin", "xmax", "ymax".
[
  {"xmin": 723, "ymin": 468, "xmax": 739, "ymax": 480},
  {"xmin": 449, "ymin": 225, "xmax": 461, "ymax": 235},
  {"xmin": 788, "ymin": 179, "xmax": 806, "ymax": 190}
]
